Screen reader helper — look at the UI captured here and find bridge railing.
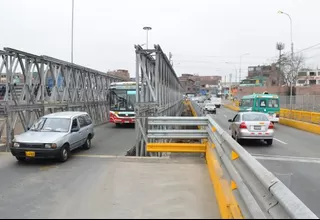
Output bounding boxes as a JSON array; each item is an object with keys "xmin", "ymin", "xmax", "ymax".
[
  {"xmin": 145, "ymin": 102, "xmax": 317, "ymax": 219},
  {"xmin": 0, "ymin": 47, "xmax": 125, "ymax": 146},
  {"xmin": 134, "ymin": 44, "xmax": 184, "ymax": 156}
]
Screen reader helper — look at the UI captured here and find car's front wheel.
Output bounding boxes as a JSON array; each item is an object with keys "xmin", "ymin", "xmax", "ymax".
[
  {"xmin": 83, "ymin": 137, "xmax": 92, "ymax": 150},
  {"xmin": 58, "ymin": 145, "xmax": 70, "ymax": 162}
]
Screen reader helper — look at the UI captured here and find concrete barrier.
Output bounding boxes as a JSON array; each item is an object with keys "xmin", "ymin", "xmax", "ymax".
[{"xmin": 279, "ymin": 118, "xmax": 320, "ymax": 135}]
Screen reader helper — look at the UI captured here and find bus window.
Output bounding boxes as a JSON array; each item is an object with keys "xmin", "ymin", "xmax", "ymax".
[
  {"xmin": 268, "ymin": 99, "xmax": 279, "ymax": 108},
  {"xmin": 240, "ymin": 99, "xmax": 253, "ymax": 107},
  {"xmin": 259, "ymin": 99, "xmax": 267, "ymax": 107},
  {"xmin": 255, "ymin": 99, "xmax": 259, "ymax": 107}
]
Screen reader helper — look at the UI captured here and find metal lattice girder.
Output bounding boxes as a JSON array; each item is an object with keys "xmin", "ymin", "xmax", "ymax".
[
  {"xmin": 0, "ymin": 47, "xmax": 125, "ymax": 147},
  {"xmin": 134, "ymin": 44, "xmax": 184, "ymax": 156}
]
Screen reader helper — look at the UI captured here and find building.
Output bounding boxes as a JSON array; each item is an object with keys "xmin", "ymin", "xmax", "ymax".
[
  {"xmin": 107, "ymin": 69, "xmax": 130, "ymax": 80},
  {"xmin": 296, "ymin": 69, "xmax": 320, "ymax": 86},
  {"xmin": 247, "ymin": 64, "xmax": 280, "ymax": 86},
  {"xmin": 179, "ymin": 74, "xmax": 198, "ymax": 94},
  {"xmin": 178, "ymin": 73, "xmax": 222, "ymax": 95}
]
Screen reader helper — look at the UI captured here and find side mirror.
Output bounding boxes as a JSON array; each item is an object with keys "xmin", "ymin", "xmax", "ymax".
[
  {"xmin": 228, "ymin": 119, "xmax": 233, "ymax": 122},
  {"xmin": 27, "ymin": 127, "xmax": 30, "ymax": 130},
  {"xmin": 71, "ymin": 127, "xmax": 79, "ymax": 132}
]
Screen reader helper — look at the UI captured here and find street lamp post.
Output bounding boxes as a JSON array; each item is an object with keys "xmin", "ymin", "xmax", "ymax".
[
  {"xmin": 278, "ymin": 10, "xmax": 294, "ymax": 110},
  {"xmin": 71, "ymin": 0, "xmax": 74, "ymax": 63},
  {"xmin": 143, "ymin": 26, "xmax": 152, "ymax": 49},
  {"xmin": 225, "ymin": 62, "xmax": 238, "ymax": 84},
  {"xmin": 239, "ymin": 53, "xmax": 250, "ymax": 83}
]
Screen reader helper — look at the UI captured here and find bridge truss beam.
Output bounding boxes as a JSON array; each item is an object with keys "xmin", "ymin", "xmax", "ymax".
[
  {"xmin": 0, "ymin": 47, "xmax": 124, "ymax": 147},
  {"xmin": 134, "ymin": 44, "xmax": 184, "ymax": 157}
]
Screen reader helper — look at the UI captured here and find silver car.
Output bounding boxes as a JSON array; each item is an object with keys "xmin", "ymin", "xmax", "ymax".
[
  {"xmin": 228, "ymin": 112, "xmax": 274, "ymax": 145},
  {"xmin": 10, "ymin": 111, "xmax": 95, "ymax": 162}
]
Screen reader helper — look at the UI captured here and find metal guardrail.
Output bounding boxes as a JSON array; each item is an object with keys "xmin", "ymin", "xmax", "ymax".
[
  {"xmin": 189, "ymin": 101, "xmax": 318, "ymax": 219},
  {"xmin": 146, "ymin": 101, "xmax": 318, "ymax": 219}
]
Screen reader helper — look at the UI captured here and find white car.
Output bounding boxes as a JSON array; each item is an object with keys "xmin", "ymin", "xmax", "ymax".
[
  {"xmin": 10, "ymin": 111, "xmax": 95, "ymax": 162},
  {"xmin": 204, "ymin": 103, "xmax": 216, "ymax": 114},
  {"xmin": 228, "ymin": 112, "xmax": 274, "ymax": 146},
  {"xmin": 210, "ymin": 97, "xmax": 222, "ymax": 108}
]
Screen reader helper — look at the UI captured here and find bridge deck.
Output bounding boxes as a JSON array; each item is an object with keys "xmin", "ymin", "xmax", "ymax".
[{"xmin": 0, "ymin": 153, "xmax": 219, "ymax": 219}]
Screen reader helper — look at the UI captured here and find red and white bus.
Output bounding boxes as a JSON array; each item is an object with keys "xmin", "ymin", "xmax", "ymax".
[{"xmin": 109, "ymin": 81, "xmax": 137, "ymax": 125}]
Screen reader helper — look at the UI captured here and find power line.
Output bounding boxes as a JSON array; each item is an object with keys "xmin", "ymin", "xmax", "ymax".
[
  {"xmin": 172, "ymin": 54, "xmax": 275, "ymax": 59},
  {"xmin": 296, "ymin": 43, "xmax": 320, "ymax": 53}
]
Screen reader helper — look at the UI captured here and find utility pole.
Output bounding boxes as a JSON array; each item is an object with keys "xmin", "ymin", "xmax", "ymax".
[
  {"xmin": 279, "ymin": 11, "xmax": 294, "ymax": 110},
  {"xmin": 71, "ymin": 0, "xmax": 74, "ymax": 63}
]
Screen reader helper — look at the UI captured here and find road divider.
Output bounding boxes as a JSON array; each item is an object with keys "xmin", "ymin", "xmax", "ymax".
[{"xmin": 279, "ymin": 117, "xmax": 320, "ymax": 135}]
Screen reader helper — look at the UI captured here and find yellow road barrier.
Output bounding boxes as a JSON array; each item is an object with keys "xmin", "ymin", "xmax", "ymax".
[
  {"xmin": 280, "ymin": 108, "xmax": 320, "ymax": 125},
  {"xmin": 146, "ymin": 143, "xmax": 206, "ymax": 153},
  {"xmin": 223, "ymin": 104, "xmax": 240, "ymax": 112},
  {"xmin": 279, "ymin": 118, "xmax": 320, "ymax": 135},
  {"xmin": 206, "ymin": 144, "xmax": 243, "ymax": 219}
]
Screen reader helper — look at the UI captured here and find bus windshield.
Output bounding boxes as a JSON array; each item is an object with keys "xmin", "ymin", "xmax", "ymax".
[
  {"xmin": 240, "ymin": 99, "xmax": 253, "ymax": 108},
  {"xmin": 110, "ymin": 90, "xmax": 136, "ymax": 111}
]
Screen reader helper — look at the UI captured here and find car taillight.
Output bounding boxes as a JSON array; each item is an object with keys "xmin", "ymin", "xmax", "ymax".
[
  {"xmin": 268, "ymin": 123, "xmax": 274, "ymax": 129},
  {"xmin": 239, "ymin": 122, "xmax": 247, "ymax": 129}
]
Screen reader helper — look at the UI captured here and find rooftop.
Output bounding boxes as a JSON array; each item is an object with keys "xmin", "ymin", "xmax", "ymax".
[{"xmin": 44, "ymin": 111, "xmax": 88, "ymax": 119}]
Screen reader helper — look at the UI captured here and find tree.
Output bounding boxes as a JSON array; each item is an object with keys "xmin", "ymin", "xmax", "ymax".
[{"xmin": 279, "ymin": 52, "xmax": 305, "ymax": 87}]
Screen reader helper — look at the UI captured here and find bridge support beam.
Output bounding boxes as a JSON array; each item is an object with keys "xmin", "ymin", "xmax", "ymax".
[{"xmin": 134, "ymin": 44, "xmax": 184, "ymax": 157}]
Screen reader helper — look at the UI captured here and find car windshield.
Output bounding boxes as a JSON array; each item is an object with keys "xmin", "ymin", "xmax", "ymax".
[
  {"xmin": 30, "ymin": 117, "xmax": 71, "ymax": 132},
  {"xmin": 206, "ymin": 104, "xmax": 214, "ymax": 107},
  {"xmin": 242, "ymin": 113, "xmax": 268, "ymax": 122}
]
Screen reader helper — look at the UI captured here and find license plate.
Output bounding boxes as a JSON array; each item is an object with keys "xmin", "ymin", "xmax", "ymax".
[
  {"xmin": 254, "ymin": 126, "xmax": 261, "ymax": 130},
  {"xmin": 25, "ymin": 151, "xmax": 35, "ymax": 157}
]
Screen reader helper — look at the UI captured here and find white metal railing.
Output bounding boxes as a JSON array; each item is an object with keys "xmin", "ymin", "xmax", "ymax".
[{"xmin": 147, "ymin": 102, "xmax": 318, "ymax": 219}]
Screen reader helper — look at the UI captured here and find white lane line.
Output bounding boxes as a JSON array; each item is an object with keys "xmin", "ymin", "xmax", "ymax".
[
  {"xmin": 224, "ymin": 115, "xmax": 227, "ymax": 118},
  {"xmin": 273, "ymin": 138, "xmax": 288, "ymax": 145},
  {"xmin": 252, "ymin": 154, "xmax": 320, "ymax": 164}
]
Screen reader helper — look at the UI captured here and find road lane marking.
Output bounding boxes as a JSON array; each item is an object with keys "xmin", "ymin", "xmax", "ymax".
[
  {"xmin": 74, "ymin": 154, "xmax": 170, "ymax": 159},
  {"xmin": 273, "ymin": 138, "xmax": 288, "ymax": 145},
  {"xmin": 252, "ymin": 154, "xmax": 320, "ymax": 164},
  {"xmin": 224, "ymin": 115, "xmax": 227, "ymax": 118}
]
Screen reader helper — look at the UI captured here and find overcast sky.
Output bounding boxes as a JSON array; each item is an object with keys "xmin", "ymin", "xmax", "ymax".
[{"xmin": 1, "ymin": 0, "xmax": 320, "ymax": 80}]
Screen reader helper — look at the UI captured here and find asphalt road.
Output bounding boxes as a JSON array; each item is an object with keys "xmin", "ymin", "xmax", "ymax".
[
  {"xmin": 211, "ymin": 106, "xmax": 320, "ymax": 217},
  {"xmin": 79, "ymin": 123, "xmax": 136, "ymax": 156},
  {"xmin": 0, "ymin": 154, "xmax": 219, "ymax": 219},
  {"xmin": 0, "ymin": 123, "xmax": 219, "ymax": 218}
]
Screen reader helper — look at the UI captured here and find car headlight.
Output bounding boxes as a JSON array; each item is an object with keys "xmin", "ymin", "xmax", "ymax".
[
  {"xmin": 45, "ymin": 143, "xmax": 57, "ymax": 149},
  {"xmin": 13, "ymin": 142, "xmax": 20, "ymax": 148}
]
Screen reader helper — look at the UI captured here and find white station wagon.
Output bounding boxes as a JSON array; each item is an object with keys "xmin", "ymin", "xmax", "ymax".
[{"xmin": 10, "ymin": 111, "xmax": 94, "ymax": 162}]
